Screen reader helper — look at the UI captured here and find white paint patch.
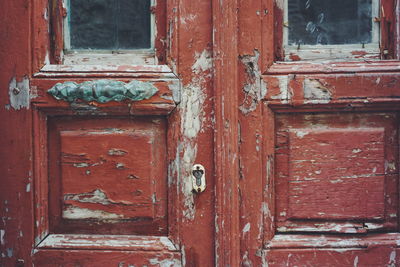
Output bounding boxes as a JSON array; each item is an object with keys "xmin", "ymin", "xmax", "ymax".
[
  {"xmin": 303, "ymin": 78, "xmax": 332, "ymax": 104},
  {"xmin": 181, "ymin": 84, "xmax": 205, "ymax": 139},
  {"xmin": 178, "ymin": 49, "xmax": 212, "ymax": 221},
  {"xmin": 239, "ymin": 50, "xmax": 267, "ymax": 114},
  {"xmin": 43, "ymin": 7, "xmax": 48, "ymax": 20},
  {"xmin": 64, "ymin": 189, "xmax": 112, "ymax": 205},
  {"xmin": 180, "ymin": 14, "xmax": 197, "ymax": 25},
  {"xmin": 7, "ymin": 248, "xmax": 13, "ymax": 257},
  {"xmin": 0, "ymin": 230, "xmax": 4, "ymax": 245},
  {"xmin": 26, "ymin": 183, "xmax": 31, "ymax": 192},
  {"xmin": 242, "ymin": 251, "xmax": 253, "ymax": 267},
  {"xmin": 181, "ymin": 144, "xmax": 197, "ymax": 220},
  {"xmin": 271, "ymin": 76, "xmax": 290, "ymax": 101},
  {"xmin": 275, "ymin": 0, "xmax": 285, "ymax": 9},
  {"xmin": 388, "ymin": 251, "xmax": 396, "ymax": 266},
  {"xmin": 353, "ymin": 256, "xmax": 359, "ymax": 267},
  {"xmin": 385, "ymin": 161, "xmax": 396, "ymax": 172},
  {"xmin": 243, "ymin": 223, "xmax": 251, "ymax": 233},
  {"xmin": 62, "ymin": 206, "xmax": 122, "ymax": 220},
  {"xmin": 168, "ymin": 79, "xmax": 181, "ymax": 104},
  {"xmin": 295, "ymin": 130, "xmax": 309, "ymax": 138},
  {"xmin": 262, "ymin": 202, "xmax": 271, "ymax": 218},
  {"xmin": 330, "ymin": 179, "xmax": 343, "ymax": 184},
  {"xmin": 8, "ymin": 76, "xmax": 30, "ymax": 110},
  {"xmin": 149, "ymin": 258, "xmax": 182, "ymax": 267},
  {"xmin": 352, "ymin": 148, "xmax": 362, "ymax": 154},
  {"xmin": 192, "ymin": 50, "xmax": 212, "ymax": 75}
]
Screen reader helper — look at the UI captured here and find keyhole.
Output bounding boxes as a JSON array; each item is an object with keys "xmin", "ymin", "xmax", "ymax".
[{"xmin": 192, "ymin": 167, "xmax": 204, "ymax": 187}]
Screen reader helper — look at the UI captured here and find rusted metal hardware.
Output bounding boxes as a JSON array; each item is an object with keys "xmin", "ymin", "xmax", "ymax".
[{"xmin": 48, "ymin": 79, "xmax": 158, "ymax": 103}]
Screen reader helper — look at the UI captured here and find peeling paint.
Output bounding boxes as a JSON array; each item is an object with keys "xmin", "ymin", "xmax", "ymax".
[
  {"xmin": 388, "ymin": 251, "xmax": 396, "ymax": 267},
  {"xmin": 179, "ymin": 49, "xmax": 212, "ymax": 221},
  {"xmin": 168, "ymin": 79, "xmax": 181, "ymax": 104},
  {"xmin": 63, "ymin": 206, "xmax": 123, "ymax": 220},
  {"xmin": 239, "ymin": 50, "xmax": 266, "ymax": 114},
  {"xmin": 304, "ymin": 79, "xmax": 332, "ymax": 104},
  {"xmin": 149, "ymin": 258, "xmax": 182, "ymax": 267},
  {"xmin": 271, "ymin": 76, "xmax": 291, "ymax": 101},
  {"xmin": 243, "ymin": 222, "xmax": 251, "ymax": 233},
  {"xmin": 8, "ymin": 76, "xmax": 30, "ymax": 110},
  {"xmin": 192, "ymin": 50, "xmax": 213, "ymax": 74},
  {"xmin": 0, "ymin": 230, "xmax": 4, "ymax": 245},
  {"xmin": 6, "ymin": 248, "xmax": 13, "ymax": 258},
  {"xmin": 181, "ymin": 145, "xmax": 197, "ymax": 220},
  {"xmin": 242, "ymin": 251, "xmax": 252, "ymax": 267},
  {"xmin": 64, "ymin": 189, "xmax": 111, "ymax": 205},
  {"xmin": 108, "ymin": 149, "xmax": 128, "ymax": 156},
  {"xmin": 295, "ymin": 130, "xmax": 309, "ymax": 138},
  {"xmin": 353, "ymin": 256, "xmax": 359, "ymax": 267},
  {"xmin": 26, "ymin": 182, "xmax": 31, "ymax": 192}
]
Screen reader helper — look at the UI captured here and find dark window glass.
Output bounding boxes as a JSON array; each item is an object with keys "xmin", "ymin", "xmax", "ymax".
[
  {"xmin": 69, "ymin": 0, "xmax": 151, "ymax": 50},
  {"xmin": 288, "ymin": 0, "xmax": 373, "ymax": 45}
]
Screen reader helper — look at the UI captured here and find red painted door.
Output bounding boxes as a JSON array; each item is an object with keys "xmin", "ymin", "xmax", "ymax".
[
  {"xmin": 1, "ymin": 0, "xmax": 400, "ymax": 266},
  {"xmin": 236, "ymin": 0, "xmax": 400, "ymax": 266},
  {"xmin": 0, "ymin": 0, "xmax": 216, "ymax": 266}
]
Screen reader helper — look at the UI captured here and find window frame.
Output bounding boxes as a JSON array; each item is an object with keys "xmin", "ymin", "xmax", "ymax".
[
  {"xmin": 282, "ymin": 0, "xmax": 381, "ymax": 62},
  {"xmin": 260, "ymin": 0, "xmax": 399, "ymax": 74},
  {"xmin": 48, "ymin": 0, "xmax": 165, "ymax": 66},
  {"xmin": 62, "ymin": 0, "xmax": 156, "ymax": 65}
]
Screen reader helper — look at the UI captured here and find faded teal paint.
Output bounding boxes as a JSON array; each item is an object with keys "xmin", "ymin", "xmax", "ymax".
[{"xmin": 48, "ymin": 80, "xmax": 158, "ymax": 103}]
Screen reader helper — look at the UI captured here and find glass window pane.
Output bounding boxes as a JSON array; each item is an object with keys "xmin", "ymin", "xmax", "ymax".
[
  {"xmin": 288, "ymin": 0, "xmax": 373, "ymax": 45},
  {"xmin": 69, "ymin": 0, "xmax": 151, "ymax": 50}
]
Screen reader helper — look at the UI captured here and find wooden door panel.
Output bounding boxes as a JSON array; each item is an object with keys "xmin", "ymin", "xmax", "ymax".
[
  {"xmin": 30, "ymin": 78, "xmax": 182, "ymax": 263},
  {"xmin": 1, "ymin": 0, "xmax": 218, "ymax": 265},
  {"xmin": 47, "ymin": 116, "xmax": 167, "ymax": 235},
  {"xmin": 275, "ymin": 112, "xmax": 398, "ymax": 233},
  {"xmin": 261, "ymin": 66, "xmax": 400, "ymax": 265}
]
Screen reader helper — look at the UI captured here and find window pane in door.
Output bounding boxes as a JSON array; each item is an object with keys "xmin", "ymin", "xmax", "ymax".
[
  {"xmin": 69, "ymin": 0, "xmax": 151, "ymax": 50},
  {"xmin": 288, "ymin": 0, "xmax": 373, "ymax": 45}
]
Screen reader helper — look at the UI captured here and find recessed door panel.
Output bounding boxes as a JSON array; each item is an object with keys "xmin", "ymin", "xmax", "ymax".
[
  {"xmin": 275, "ymin": 112, "xmax": 398, "ymax": 233},
  {"xmin": 47, "ymin": 116, "xmax": 167, "ymax": 235}
]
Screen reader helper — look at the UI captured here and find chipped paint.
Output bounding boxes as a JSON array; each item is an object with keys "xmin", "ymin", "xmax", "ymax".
[
  {"xmin": 64, "ymin": 189, "xmax": 111, "ymax": 205},
  {"xmin": 26, "ymin": 183, "xmax": 31, "ymax": 192},
  {"xmin": 271, "ymin": 75, "xmax": 291, "ymax": 101},
  {"xmin": 179, "ymin": 49, "xmax": 212, "ymax": 221},
  {"xmin": 6, "ymin": 248, "xmax": 13, "ymax": 258},
  {"xmin": 62, "ymin": 206, "xmax": 123, "ymax": 220},
  {"xmin": 242, "ymin": 223, "xmax": 251, "ymax": 233},
  {"xmin": 149, "ymin": 258, "xmax": 182, "ymax": 267},
  {"xmin": 8, "ymin": 76, "xmax": 30, "ymax": 110},
  {"xmin": 388, "ymin": 251, "xmax": 396, "ymax": 266},
  {"xmin": 239, "ymin": 50, "xmax": 266, "ymax": 114},
  {"xmin": 0, "ymin": 230, "xmax": 4, "ymax": 245},
  {"xmin": 192, "ymin": 50, "xmax": 212, "ymax": 74},
  {"xmin": 181, "ymin": 145, "xmax": 197, "ymax": 220},
  {"xmin": 168, "ymin": 79, "xmax": 181, "ymax": 104},
  {"xmin": 294, "ymin": 130, "xmax": 309, "ymax": 138},
  {"xmin": 303, "ymin": 78, "xmax": 332, "ymax": 104},
  {"xmin": 108, "ymin": 149, "xmax": 128, "ymax": 156}
]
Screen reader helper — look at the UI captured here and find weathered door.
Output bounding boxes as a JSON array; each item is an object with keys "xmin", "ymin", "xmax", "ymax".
[
  {"xmin": 0, "ymin": 0, "xmax": 217, "ymax": 266},
  {"xmin": 1, "ymin": 0, "xmax": 400, "ymax": 266},
  {"xmin": 235, "ymin": 0, "xmax": 400, "ymax": 266}
]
